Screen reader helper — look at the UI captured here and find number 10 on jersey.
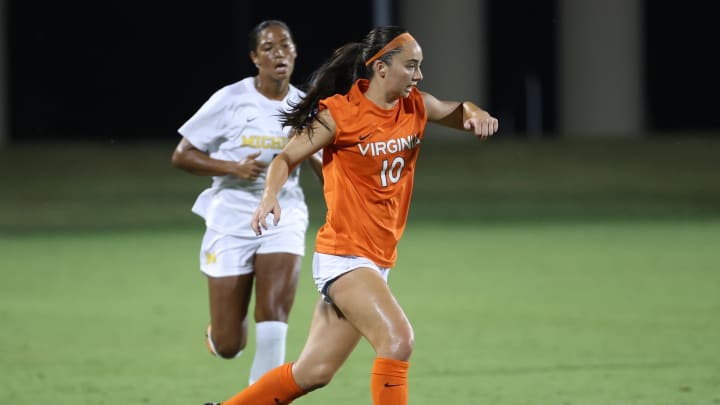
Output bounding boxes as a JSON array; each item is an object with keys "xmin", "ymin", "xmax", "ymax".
[{"xmin": 380, "ymin": 157, "xmax": 405, "ymax": 187}]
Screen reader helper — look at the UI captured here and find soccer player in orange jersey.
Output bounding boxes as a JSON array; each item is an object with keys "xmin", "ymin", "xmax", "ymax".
[{"xmin": 203, "ymin": 25, "xmax": 498, "ymax": 405}]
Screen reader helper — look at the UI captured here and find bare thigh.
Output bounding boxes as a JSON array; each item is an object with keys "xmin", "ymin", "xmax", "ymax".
[
  {"xmin": 253, "ymin": 252, "xmax": 301, "ymax": 322},
  {"xmin": 329, "ymin": 267, "xmax": 414, "ymax": 360},
  {"xmin": 207, "ymin": 274, "xmax": 254, "ymax": 349}
]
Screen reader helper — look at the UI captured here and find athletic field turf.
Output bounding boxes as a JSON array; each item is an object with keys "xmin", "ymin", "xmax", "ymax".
[{"xmin": 1, "ymin": 135, "xmax": 719, "ymax": 404}]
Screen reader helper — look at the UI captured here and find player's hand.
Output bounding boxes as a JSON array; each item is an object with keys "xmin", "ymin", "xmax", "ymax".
[
  {"xmin": 464, "ymin": 111, "xmax": 499, "ymax": 140},
  {"xmin": 250, "ymin": 196, "xmax": 281, "ymax": 236},
  {"xmin": 233, "ymin": 151, "xmax": 268, "ymax": 180}
]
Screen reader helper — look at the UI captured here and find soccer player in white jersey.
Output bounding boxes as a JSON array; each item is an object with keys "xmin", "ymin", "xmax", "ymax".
[{"xmin": 171, "ymin": 20, "xmax": 322, "ymax": 386}]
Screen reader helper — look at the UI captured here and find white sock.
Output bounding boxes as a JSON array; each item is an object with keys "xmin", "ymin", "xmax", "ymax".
[{"xmin": 248, "ymin": 321, "xmax": 288, "ymax": 385}]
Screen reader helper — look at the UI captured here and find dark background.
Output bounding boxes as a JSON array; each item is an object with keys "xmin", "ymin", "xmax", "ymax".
[{"xmin": 5, "ymin": 0, "xmax": 720, "ymax": 143}]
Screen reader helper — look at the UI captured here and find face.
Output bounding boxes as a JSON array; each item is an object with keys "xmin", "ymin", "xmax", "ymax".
[
  {"xmin": 384, "ymin": 40, "xmax": 423, "ymax": 99},
  {"xmin": 251, "ymin": 25, "xmax": 297, "ymax": 81}
]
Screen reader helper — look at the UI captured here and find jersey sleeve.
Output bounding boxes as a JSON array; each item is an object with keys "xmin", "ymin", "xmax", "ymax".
[
  {"xmin": 177, "ymin": 87, "xmax": 230, "ymax": 152},
  {"xmin": 319, "ymin": 94, "xmax": 357, "ymax": 147}
]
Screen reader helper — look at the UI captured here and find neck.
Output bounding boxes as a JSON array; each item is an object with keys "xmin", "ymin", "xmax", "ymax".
[
  {"xmin": 364, "ymin": 81, "xmax": 399, "ymax": 110},
  {"xmin": 255, "ymin": 76, "xmax": 289, "ymax": 100}
]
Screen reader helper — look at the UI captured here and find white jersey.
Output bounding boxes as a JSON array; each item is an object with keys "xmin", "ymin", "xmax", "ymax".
[{"xmin": 178, "ymin": 77, "xmax": 308, "ymax": 236}]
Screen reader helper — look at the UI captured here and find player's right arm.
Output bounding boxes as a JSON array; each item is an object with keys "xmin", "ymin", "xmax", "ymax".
[
  {"xmin": 171, "ymin": 137, "xmax": 266, "ymax": 181},
  {"xmin": 252, "ymin": 110, "xmax": 335, "ymax": 235}
]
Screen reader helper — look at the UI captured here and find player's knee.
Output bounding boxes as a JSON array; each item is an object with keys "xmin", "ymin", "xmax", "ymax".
[
  {"xmin": 206, "ymin": 326, "xmax": 245, "ymax": 359},
  {"xmin": 390, "ymin": 335, "xmax": 415, "ymax": 360},
  {"xmin": 213, "ymin": 343, "xmax": 244, "ymax": 359},
  {"xmin": 379, "ymin": 326, "xmax": 415, "ymax": 360}
]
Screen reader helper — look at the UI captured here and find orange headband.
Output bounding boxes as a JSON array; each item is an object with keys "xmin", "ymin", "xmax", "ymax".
[{"xmin": 364, "ymin": 32, "xmax": 416, "ymax": 66}]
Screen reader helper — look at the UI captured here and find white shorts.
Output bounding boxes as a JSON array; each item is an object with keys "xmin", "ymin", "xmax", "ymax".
[
  {"xmin": 200, "ymin": 225, "xmax": 306, "ymax": 277},
  {"xmin": 312, "ymin": 252, "xmax": 390, "ymax": 301}
]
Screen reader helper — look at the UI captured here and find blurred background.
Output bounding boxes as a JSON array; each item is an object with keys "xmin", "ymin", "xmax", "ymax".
[
  {"xmin": 1, "ymin": 0, "xmax": 719, "ymax": 145},
  {"xmin": 1, "ymin": 0, "xmax": 719, "ymax": 232},
  {"xmin": 2, "ymin": 2, "xmax": 720, "ymax": 404},
  {"xmin": 1, "ymin": 0, "xmax": 719, "ymax": 231}
]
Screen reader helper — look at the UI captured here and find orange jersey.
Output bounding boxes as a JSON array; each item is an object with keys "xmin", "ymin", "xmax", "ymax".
[{"xmin": 315, "ymin": 79, "xmax": 427, "ymax": 268}]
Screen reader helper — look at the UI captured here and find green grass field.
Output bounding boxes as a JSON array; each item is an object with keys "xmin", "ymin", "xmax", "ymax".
[{"xmin": 1, "ymin": 135, "xmax": 719, "ymax": 404}]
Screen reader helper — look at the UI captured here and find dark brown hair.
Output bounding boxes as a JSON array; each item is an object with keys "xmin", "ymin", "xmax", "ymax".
[
  {"xmin": 248, "ymin": 20, "xmax": 293, "ymax": 52},
  {"xmin": 281, "ymin": 26, "xmax": 409, "ymax": 136}
]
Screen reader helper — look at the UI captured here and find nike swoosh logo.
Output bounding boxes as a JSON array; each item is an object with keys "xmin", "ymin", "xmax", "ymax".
[
  {"xmin": 246, "ymin": 116, "xmax": 258, "ymax": 122},
  {"xmin": 359, "ymin": 133, "xmax": 372, "ymax": 141},
  {"xmin": 384, "ymin": 383, "xmax": 404, "ymax": 387}
]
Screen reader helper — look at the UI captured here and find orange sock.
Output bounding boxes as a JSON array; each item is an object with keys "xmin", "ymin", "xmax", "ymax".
[
  {"xmin": 370, "ymin": 357, "xmax": 409, "ymax": 405},
  {"xmin": 222, "ymin": 362, "xmax": 305, "ymax": 405}
]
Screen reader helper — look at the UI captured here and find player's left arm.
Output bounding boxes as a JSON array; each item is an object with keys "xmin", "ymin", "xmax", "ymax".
[{"xmin": 421, "ymin": 91, "xmax": 499, "ymax": 139}]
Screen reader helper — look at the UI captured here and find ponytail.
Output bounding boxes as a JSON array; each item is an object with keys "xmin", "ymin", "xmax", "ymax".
[{"xmin": 281, "ymin": 26, "xmax": 410, "ymax": 138}]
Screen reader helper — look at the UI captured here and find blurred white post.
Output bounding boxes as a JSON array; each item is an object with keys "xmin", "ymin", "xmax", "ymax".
[
  {"xmin": 0, "ymin": 0, "xmax": 7, "ymax": 147},
  {"xmin": 558, "ymin": 0, "xmax": 644, "ymax": 136},
  {"xmin": 400, "ymin": 0, "xmax": 488, "ymax": 138}
]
